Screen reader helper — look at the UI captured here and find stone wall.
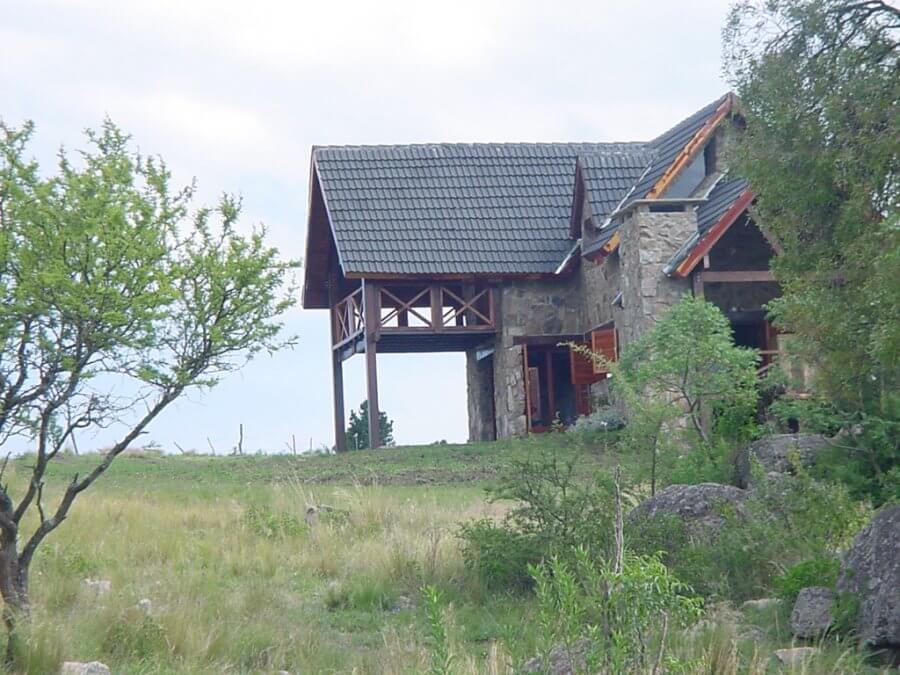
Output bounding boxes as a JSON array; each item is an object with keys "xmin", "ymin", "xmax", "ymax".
[
  {"xmin": 618, "ymin": 207, "xmax": 694, "ymax": 346},
  {"xmin": 466, "ymin": 351, "xmax": 496, "ymax": 441},
  {"xmin": 580, "ymin": 253, "xmax": 620, "ymax": 330},
  {"xmin": 491, "ymin": 276, "xmax": 584, "ymax": 438}
]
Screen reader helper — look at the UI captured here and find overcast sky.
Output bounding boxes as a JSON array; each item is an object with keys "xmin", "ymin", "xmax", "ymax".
[{"xmin": 2, "ymin": 0, "xmax": 735, "ymax": 452}]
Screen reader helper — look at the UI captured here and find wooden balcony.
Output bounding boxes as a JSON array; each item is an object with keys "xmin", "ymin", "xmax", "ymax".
[{"xmin": 332, "ymin": 281, "xmax": 498, "ymax": 359}]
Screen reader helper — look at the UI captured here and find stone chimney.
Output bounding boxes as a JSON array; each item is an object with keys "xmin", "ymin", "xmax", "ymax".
[{"xmin": 617, "ymin": 203, "xmax": 697, "ymax": 345}]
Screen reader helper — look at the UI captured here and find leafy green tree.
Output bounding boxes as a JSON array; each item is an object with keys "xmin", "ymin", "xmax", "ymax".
[
  {"xmin": 346, "ymin": 400, "xmax": 394, "ymax": 450},
  {"xmin": 574, "ymin": 297, "xmax": 759, "ymax": 492},
  {"xmin": 0, "ymin": 119, "xmax": 297, "ymax": 664},
  {"xmin": 723, "ymin": 1, "xmax": 899, "ymax": 498}
]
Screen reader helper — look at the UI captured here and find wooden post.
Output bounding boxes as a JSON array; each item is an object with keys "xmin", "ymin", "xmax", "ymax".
[
  {"xmin": 363, "ymin": 280, "xmax": 381, "ymax": 448},
  {"xmin": 692, "ymin": 270, "xmax": 704, "ymax": 299},
  {"xmin": 328, "ymin": 285, "xmax": 347, "ymax": 453},
  {"xmin": 430, "ymin": 284, "xmax": 442, "ymax": 331}
]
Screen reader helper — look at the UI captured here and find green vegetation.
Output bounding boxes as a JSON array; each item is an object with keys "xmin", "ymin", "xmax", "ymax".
[
  {"xmin": 347, "ymin": 401, "xmax": 396, "ymax": 450},
  {"xmin": 0, "ymin": 118, "xmax": 296, "ymax": 666},
  {"xmin": 724, "ymin": 0, "xmax": 900, "ymax": 504}
]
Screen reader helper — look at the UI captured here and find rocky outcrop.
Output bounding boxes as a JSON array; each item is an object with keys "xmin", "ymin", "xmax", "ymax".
[
  {"xmin": 836, "ymin": 504, "xmax": 900, "ymax": 648},
  {"xmin": 627, "ymin": 483, "xmax": 749, "ymax": 541},
  {"xmin": 733, "ymin": 434, "xmax": 832, "ymax": 488},
  {"xmin": 60, "ymin": 663, "xmax": 110, "ymax": 675},
  {"xmin": 521, "ymin": 639, "xmax": 589, "ymax": 674},
  {"xmin": 772, "ymin": 648, "xmax": 818, "ymax": 666},
  {"xmin": 790, "ymin": 587, "xmax": 834, "ymax": 638}
]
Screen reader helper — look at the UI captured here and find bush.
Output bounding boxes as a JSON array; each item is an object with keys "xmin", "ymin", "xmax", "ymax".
[
  {"xmin": 458, "ymin": 519, "xmax": 541, "ymax": 592},
  {"xmin": 530, "ymin": 547, "xmax": 703, "ymax": 673},
  {"xmin": 566, "ymin": 407, "xmax": 625, "ymax": 434},
  {"xmin": 629, "ymin": 470, "xmax": 869, "ymax": 603},
  {"xmin": 458, "ymin": 450, "xmax": 617, "ymax": 593},
  {"xmin": 774, "ymin": 557, "xmax": 840, "ymax": 603}
]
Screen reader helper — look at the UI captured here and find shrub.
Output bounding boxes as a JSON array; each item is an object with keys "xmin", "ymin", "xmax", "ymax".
[
  {"xmin": 458, "ymin": 519, "xmax": 541, "ymax": 592},
  {"xmin": 530, "ymin": 547, "xmax": 703, "ymax": 674},
  {"xmin": 458, "ymin": 450, "xmax": 617, "ymax": 593},
  {"xmin": 630, "ymin": 470, "xmax": 869, "ymax": 603},
  {"xmin": 241, "ymin": 505, "xmax": 304, "ymax": 540},
  {"xmin": 566, "ymin": 407, "xmax": 625, "ymax": 434},
  {"xmin": 774, "ymin": 557, "xmax": 840, "ymax": 603}
]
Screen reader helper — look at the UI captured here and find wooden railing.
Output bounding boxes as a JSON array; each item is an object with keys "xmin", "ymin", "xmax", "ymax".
[
  {"xmin": 333, "ymin": 287, "xmax": 363, "ymax": 346},
  {"xmin": 332, "ymin": 282, "xmax": 496, "ymax": 348},
  {"xmin": 378, "ymin": 283, "xmax": 495, "ymax": 332}
]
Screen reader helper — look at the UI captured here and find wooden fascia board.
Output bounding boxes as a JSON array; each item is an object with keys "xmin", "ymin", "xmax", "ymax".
[
  {"xmin": 344, "ymin": 271, "xmax": 560, "ymax": 281},
  {"xmin": 583, "ymin": 231, "xmax": 621, "ymax": 262},
  {"xmin": 672, "ymin": 188, "xmax": 755, "ymax": 278},
  {"xmin": 647, "ymin": 93, "xmax": 735, "ymax": 200}
]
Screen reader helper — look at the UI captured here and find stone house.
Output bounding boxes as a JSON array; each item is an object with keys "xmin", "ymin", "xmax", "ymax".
[{"xmin": 302, "ymin": 93, "xmax": 781, "ymax": 450}]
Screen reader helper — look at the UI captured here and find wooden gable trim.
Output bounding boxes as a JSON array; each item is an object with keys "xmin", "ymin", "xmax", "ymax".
[
  {"xmin": 593, "ymin": 93, "xmax": 736, "ymax": 260},
  {"xmin": 671, "ymin": 187, "xmax": 756, "ymax": 278},
  {"xmin": 647, "ymin": 93, "xmax": 736, "ymax": 199}
]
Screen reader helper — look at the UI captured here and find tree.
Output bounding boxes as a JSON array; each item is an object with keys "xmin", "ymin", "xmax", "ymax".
[
  {"xmin": 346, "ymin": 401, "xmax": 394, "ymax": 450},
  {"xmin": 0, "ymin": 119, "xmax": 297, "ymax": 663},
  {"xmin": 723, "ymin": 0, "xmax": 899, "ymax": 497},
  {"xmin": 575, "ymin": 298, "xmax": 759, "ymax": 493}
]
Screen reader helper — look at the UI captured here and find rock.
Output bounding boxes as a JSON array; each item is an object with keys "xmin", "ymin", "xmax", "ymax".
[
  {"xmin": 627, "ymin": 483, "xmax": 749, "ymax": 541},
  {"xmin": 82, "ymin": 579, "xmax": 111, "ymax": 596},
  {"xmin": 836, "ymin": 504, "xmax": 900, "ymax": 648},
  {"xmin": 772, "ymin": 647, "xmax": 819, "ymax": 665},
  {"xmin": 734, "ymin": 433, "xmax": 832, "ymax": 488},
  {"xmin": 60, "ymin": 662, "xmax": 111, "ymax": 675},
  {"xmin": 741, "ymin": 598, "xmax": 782, "ymax": 612},
  {"xmin": 137, "ymin": 598, "xmax": 153, "ymax": 613},
  {"xmin": 790, "ymin": 587, "xmax": 834, "ymax": 638},
  {"xmin": 521, "ymin": 639, "xmax": 590, "ymax": 674},
  {"xmin": 738, "ymin": 626, "xmax": 767, "ymax": 642}
]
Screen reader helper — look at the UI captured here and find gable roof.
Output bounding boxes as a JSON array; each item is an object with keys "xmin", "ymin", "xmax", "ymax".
[
  {"xmin": 572, "ymin": 150, "xmax": 654, "ymax": 234},
  {"xmin": 313, "ymin": 142, "xmax": 645, "ymax": 277},
  {"xmin": 663, "ymin": 177, "xmax": 754, "ymax": 277},
  {"xmin": 304, "ymin": 93, "xmax": 753, "ymax": 305}
]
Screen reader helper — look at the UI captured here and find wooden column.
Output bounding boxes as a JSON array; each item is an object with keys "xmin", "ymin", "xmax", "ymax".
[
  {"xmin": 363, "ymin": 280, "xmax": 381, "ymax": 448},
  {"xmin": 328, "ymin": 282, "xmax": 347, "ymax": 453},
  {"xmin": 692, "ymin": 269, "xmax": 704, "ymax": 299}
]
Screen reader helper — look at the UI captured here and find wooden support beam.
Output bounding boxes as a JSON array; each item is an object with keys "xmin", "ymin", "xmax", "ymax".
[
  {"xmin": 692, "ymin": 270, "xmax": 704, "ymax": 298},
  {"xmin": 702, "ymin": 270, "xmax": 775, "ymax": 283},
  {"xmin": 430, "ymin": 284, "xmax": 442, "ymax": 331},
  {"xmin": 328, "ymin": 279, "xmax": 347, "ymax": 453},
  {"xmin": 363, "ymin": 280, "xmax": 381, "ymax": 448}
]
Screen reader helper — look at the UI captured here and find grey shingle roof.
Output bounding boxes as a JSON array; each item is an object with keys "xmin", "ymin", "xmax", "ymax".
[
  {"xmin": 697, "ymin": 176, "xmax": 750, "ymax": 234},
  {"xmin": 314, "ymin": 142, "xmax": 646, "ymax": 276},
  {"xmin": 622, "ymin": 94, "xmax": 729, "ymax": 210},
  {"xmin": 578, "ymin": 150, "xmax": 654, "ymax": 224},
  {"xmin": 663, "ymin": 176, "xmax": 753, "ymax": 275}
]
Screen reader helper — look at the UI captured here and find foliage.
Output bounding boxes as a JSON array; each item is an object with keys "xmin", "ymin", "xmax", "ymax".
[
  {"xmin": 530, "ymin": 548, "xmax": 703, "ymax": 674},
  {"xmin": 0, "ymin": 118, "xmax": 296, "ymax": 661},
  {"xmin": 422, "ymin": 585, "xmax": 454, "ymax": 675},
  {"xmin": 723, "ymin": 0, "xmax": 899, "ymax": 497},
  {"xmin": 457, "ymin": 519, "xmax": 540, "ymax": 592},
  {"xmin": 565, "ymin": 407, "xmax": 625, "ymax": 434},
  {"xmin": 773, "ymin": 557, "xmax": 841, "ymax": 603},
  {"xmin": 572, "ymin": 297, "xmax": 759, "ymax": 493},
  {"xmin": 458, "ymin": 450, "xmax": 618, "ymax": 593},
  {"xmin": 241, "ymin": 505, "xmax": 305, "ymax": 540},
  {"xmin": 346, "ymin": 400, "xmax": 395, "ymax": 450}
]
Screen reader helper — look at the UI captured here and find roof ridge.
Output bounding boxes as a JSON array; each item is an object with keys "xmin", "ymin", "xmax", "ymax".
[
  {"xmin": 313, "ymin": 140, "xmax": 648, "ymax": 152},
  {"xmin": 649, "ymin": 92, "xmax": 732, "ymax": 147}
]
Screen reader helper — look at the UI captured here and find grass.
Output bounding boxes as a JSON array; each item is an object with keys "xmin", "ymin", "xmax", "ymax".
[{"xmin": 1, "ymin": 434, "xmax": 891, "ymax": 673}]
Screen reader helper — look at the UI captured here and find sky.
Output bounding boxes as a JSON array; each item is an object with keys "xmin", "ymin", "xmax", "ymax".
[{"xmin": 1, "ymin": 0, "xmax": 735, "ymax": 452}]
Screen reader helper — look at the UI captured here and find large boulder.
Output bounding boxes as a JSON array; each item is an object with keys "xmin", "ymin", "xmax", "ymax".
[
  {"xmin": 627, "ymin": 483, "xmax": 749, "ymax": 541},
  {"xmin": 790, "ymin": 587, "xmax": 834, "ymax": 638},
  {"xmin": 836, "ymin": 504, "xmax": 900, "ymax": 649},
  {"xmin": 733, "ymin": 434, "xmax": 832, "ymax": 488}
]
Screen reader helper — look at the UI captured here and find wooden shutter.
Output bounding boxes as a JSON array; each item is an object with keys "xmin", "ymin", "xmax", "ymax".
[
  {"xmin": 570, "ymin": 341, "xmax": 602, "ymax": 385},
  {"xmin": 522, "ymin": 344, "xmax": 533, "ymax": 430},
  {"xmin": 574, "ymin": 383, "xmax": 591, "ymax": 417},
  {"xmin": 590, "ymin": 328, "xmax": 617, "ymax": 375}
]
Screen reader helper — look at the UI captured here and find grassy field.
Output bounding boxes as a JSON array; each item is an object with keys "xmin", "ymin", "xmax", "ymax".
[{"xmin": 3, "ymin": 436, "xmax": 888, "ymax": 674}]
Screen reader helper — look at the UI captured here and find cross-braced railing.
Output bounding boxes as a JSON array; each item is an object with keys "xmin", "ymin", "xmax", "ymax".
[{"xmin": 333, "ymin": 287, "xmax": 363, "ymax": 346}]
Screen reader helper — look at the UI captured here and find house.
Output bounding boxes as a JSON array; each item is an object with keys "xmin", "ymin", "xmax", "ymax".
[{"xmin": 302, "ymin": 93, "xmax": 782, "ymax": 450}]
